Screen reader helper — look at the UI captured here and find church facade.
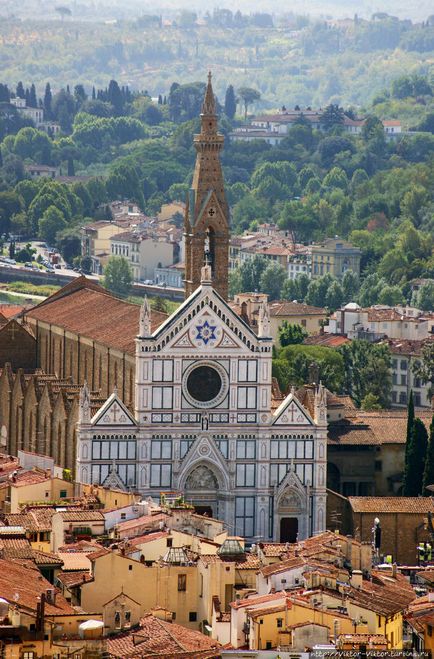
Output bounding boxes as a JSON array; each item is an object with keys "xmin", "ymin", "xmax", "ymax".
[{"xmin": 75, "ymin": 75, "xmax": 327, "ymax": 542}]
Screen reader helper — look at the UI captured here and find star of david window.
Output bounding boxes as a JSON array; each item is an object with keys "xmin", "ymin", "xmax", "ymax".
[{"xmin": 195, "ymin": 320, "xmax": 217, "ymax": 346}]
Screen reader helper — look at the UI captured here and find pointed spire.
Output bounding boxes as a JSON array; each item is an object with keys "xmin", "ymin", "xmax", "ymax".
[
  {"xmin": 257, "ymin": 299, "xmax": 271, "ymax": 338},
  {"xmin": 79, "ymin": 381, "xmax": 91, "ymax": 424},
  {"xmin": 202, "ymin": 71, "xmax": 216, "ymax": 116},
  {"xmin": 314, "ymin": 381, "xmax": 327, "ymax": 425},
  {"xmin": 139, "ymin": 296, "xmax": 151, "ymax": 337}
]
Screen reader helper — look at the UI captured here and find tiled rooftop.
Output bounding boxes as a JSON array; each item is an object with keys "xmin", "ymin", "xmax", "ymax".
[
  {"xmin": 106, "ymin": 612, "xmax": 221, "ymax": 658},
  {"xmin": 349, "ymin": 496, "xmax": 434, "ymax": 514},
  {"xmin": 59, "ymin": 511, "xmax": 105, "ymax": 522},
  {"xmin": 25, "ymin": 278, "xmax": 168, "ymax": 355},
  {"xmin": 0, "ymin": 557, "xmax": 74, "ymax": 614},
  {"xmin": 56, "ymin": 551, "xmax": 92, "ymax": 572},
  {"xmin": 269, "ymin": 301, "xmax": 326, "ymax": 317}
]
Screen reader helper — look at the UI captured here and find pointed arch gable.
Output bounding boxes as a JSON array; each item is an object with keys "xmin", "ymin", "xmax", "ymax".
[
  {"xmin": 91, "ymin": 393, "xmax": 137, "ymax": 427},
  {"xmin": 275, "ymin": 468, "xmax": 308, "ymax": 508},
  {"xmin": 149, "ymin": 287, "xmax": 263, "ymax": 354},
  {"xmin": 272, "ymin": 393, "xmax": 314, "ymax": 427},
  {"xmin": 178, "ymin": 455, "xmax": 230, "ymax": 493}
]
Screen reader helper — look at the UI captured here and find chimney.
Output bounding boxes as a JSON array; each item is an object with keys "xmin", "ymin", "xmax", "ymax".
[
  {"xmin": 392, "ymin": 562, "xmax": 397, "ymax": 579},
  {"xmin": 350, "ymin": 570, "xmax": 363, "ymax": 589}
]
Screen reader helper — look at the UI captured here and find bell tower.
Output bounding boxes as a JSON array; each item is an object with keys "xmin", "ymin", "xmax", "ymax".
[{"xmin": 184, "ymin": 72, "xmax": 229, "ymax": 300}]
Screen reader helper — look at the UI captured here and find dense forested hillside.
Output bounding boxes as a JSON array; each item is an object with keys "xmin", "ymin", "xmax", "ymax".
[{"xmin": 0, "ymin": 12, "xmax": 434, "ymax": 107}]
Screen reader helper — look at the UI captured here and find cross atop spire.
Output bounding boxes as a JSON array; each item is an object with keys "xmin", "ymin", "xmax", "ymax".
[{"xmin": 201, "ymin": 70, "xmax": 216, "ymax": 116}]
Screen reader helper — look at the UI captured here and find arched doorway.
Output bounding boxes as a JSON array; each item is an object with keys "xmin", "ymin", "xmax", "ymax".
[
  {"xmin": 276, "ymin": 488, "xmax": 306, "ymax": 542},
  {"xmin": 184, "ymin": 464, "xmax": 220, "ymax": 518},
  {"xmin": 280, "ymin": 517, "xmax": 298, "ymax": 543}
]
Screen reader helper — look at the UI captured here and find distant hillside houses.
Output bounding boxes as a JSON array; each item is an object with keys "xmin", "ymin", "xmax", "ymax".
[
  {"xmin": 230, "ymin": 108, "xmax": 402, "ymax": 145},
  {"xmin": 9, "ymin": 97, "xmax": 60, "ymax": 135},
  {"xmin": 325, "ymin": 302, "xmax": 434, "ymax": 408}
]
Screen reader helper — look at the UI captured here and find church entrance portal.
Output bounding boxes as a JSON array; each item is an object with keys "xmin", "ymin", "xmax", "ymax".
[
  {"xmin": 184, "ymin": 464, "xmax": 220, "ymax": 520},
  {"xmin": 280, "ymin": 517, "xmax": 298, "ymax": 543}
]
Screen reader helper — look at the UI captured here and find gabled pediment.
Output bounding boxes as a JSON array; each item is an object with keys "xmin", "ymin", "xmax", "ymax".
[
  {"xmin": 272, "ymin": 392, "xmax": 314, "ymax": 427},
  {"xmin": 91, "ymin": 393, "xmax": 136, "ymax": 426},
  {"xmin": 102, "ymin": 467, "xmax": 127, "ymax": 490},
  {"xmin": 148, "ymin": 286, "xmax": 261, "ymax": 354}
]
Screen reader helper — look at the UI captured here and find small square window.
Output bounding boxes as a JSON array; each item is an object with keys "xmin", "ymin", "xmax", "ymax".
[
  {"xmin": 128, "ymin": 565, "xmax": 133, "ymax": 571},
  {"xmin": 189, "ymin": 612, "xmax": 197, "ymax": 622},
  {"xmin": 59, "ymin": 490, "xmax": 67, "ymax": 498}
]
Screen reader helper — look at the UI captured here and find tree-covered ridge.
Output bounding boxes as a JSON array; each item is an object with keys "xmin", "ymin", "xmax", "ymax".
[{"xmin": 1, "ymin": 12, "xmax": 434, "ymax": 108}]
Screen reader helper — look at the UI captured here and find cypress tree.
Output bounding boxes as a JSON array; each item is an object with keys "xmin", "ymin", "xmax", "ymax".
[
  {"xmin": 423, "ymin": 416, "xmax": 434, "ymax": 492},
  {"xmin": 16, "ymin": 81, "xmax": 25, "ymax": 99},
  {"xmin": 405, "ymin": 390, "xmax": 415, "ymax": 464},
  {"xmin": 224, "ymin": 84, "xmax": 236, "ymax": 120},
  {"xmin": 29, "ymin": 83, "xmax": 37, "ymax": 108},
  {"xmin": 44, "ymin": 83, "xmax": 52, "ymax": 119},
  {"xmin": 403, "ymin": 417, "xmax": 428, "ymax": 496},
  {"xmin": 92, "ymin": 86, "xmax": 96, "ymax": 100}
]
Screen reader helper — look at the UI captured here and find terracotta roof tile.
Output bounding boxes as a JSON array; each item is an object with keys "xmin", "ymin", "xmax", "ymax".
[
  {"xmin": 259, "ymin": 543, "xmax": 288, "ymax": 557},
  {"xmin": 32, "ymin": 549, "xmax": 64, "ymax": 566},
  {"xmin": 56, "ymin": 551, "xmax": 92, "ymax": 571},
  {"xmin": 26, "ymin": 279, "xmax": 167, "ymax": 356},
  {"xmin": 349, "ymin": 496, "xmax": 434, "ymax": 514},
  {"xmin": 231, "ymin": 591, "xmax": 287, "ymax": 610},
  {"xmin": 56, "ymin": 571, "xmax": 93, "ymax": 588},
  {"xmin": 106, "ymin": 612, "xmax": 221, "ymax": 658},
  {"xmin": 59, "ymin": 511, "xmax": 105, "ymax": 522},
  {"xmin": 5, "ymin": 509, "xmax": 54, "ymax": 532},
  {"xmin": 269, "ymin": 301, "xmax": 326, "ymax": 317},
  {"xmin": 0, "ymin": 557, "xmax": 74, "ymax": 614}
]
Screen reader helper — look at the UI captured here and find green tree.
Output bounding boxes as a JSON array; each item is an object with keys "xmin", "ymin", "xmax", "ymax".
[
  {"xmin": 278, "ymin": 321, "xmax": 308, "ymax": 346},
  {"xmin": 103, "ymin": 256, "xmax": 133, "ymax": 297},
  {"xmin": 415, "ymin": 281, "xmax": 434, "ymax": 312},
  {"xmin": 38, "ymin": 206, "xmax": 67, "ymax": 244},
  {"xmin": 413, "ymin": 343, "xmax": 434, "ymax": 397},
  {"xmin": 0, "ymin": 191, "xmax": 24, "ymax": 234},
  {"xmin": 361, "ymin": 393, "xmax": 382, "ymax": 410},
  {"xmin": 238, "ymin": 87, "xmax": 261, "ymax": 119},
  {"xmin": 58, "ymin": 235, "xmax": 82, "ymax": 262},
  {"xmin": 224, "ymin": 85, "xmax": 237, "ymax": 120},
  {"xmin": 325, "ymin": 280, "xmax": 344, "ymax": 311},
  {"xmin": 403, "ymin": 417, "xmax": 428, "ymax": 496},
  {"xmin": 405, "ymin": 390, "xmax": 415, "ymax": 466},
  {"xmin": 275, "ymin": 344, "xmax": 344, "ymax": 393},
  {"xmin": 339, "ymin": 340, "xmax": 391, "ymax": 407},
  {"xmin": 320, "ymin": 104, "xmax": 345, "ymax": 129},
  {"xmin": 342, "ymin": 270, "xmax": 359, "ymax": 302},
  {"xmin": 259, "ymin": 262, "xmax": 287, "ymax": 300},
  {"xmin": 322, "ymin": 166, "xmax": 348, "ymax": 191},
  {"xmin": 235, "ymin": 255, "xmax": 267, "ymax": 292},
  {"xmin": 423, "ymin": 416, "xmax": 434, "ymax": 492},
  {"xmin": 377, "ymin": 284, "xmax": 404, "ymax": 305}
]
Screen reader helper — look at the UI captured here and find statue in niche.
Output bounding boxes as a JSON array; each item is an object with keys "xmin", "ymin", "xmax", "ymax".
[
  {"xmin": 185, "ymin": 465, "xmax": 218, "ymax": 490},
  {"xmin": 201, "ymin": 413, "xmax": 209, "ymax": 431}
]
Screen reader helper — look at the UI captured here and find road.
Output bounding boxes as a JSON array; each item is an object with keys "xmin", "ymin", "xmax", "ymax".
[{"xmin": 0, "ymin": 257, "xmax": 184, "ymax": 302}]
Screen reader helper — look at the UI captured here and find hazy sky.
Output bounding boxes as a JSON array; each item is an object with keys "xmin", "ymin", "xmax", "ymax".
[{"xmin": 2, "ymin": 0, "xmax": 432, "ymax": 23}]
